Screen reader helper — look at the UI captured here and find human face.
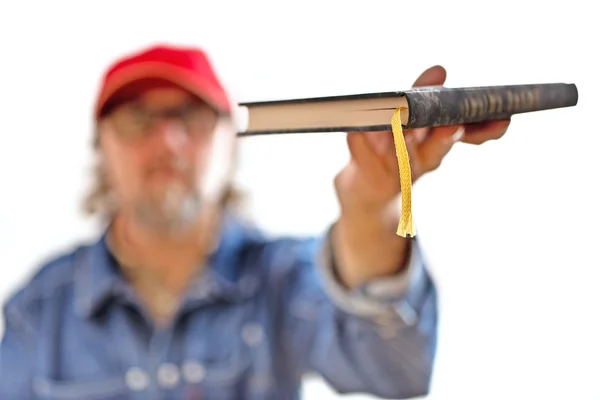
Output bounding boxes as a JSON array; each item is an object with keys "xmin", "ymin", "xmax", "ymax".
[{"xmin": 98, "ymin": 84, "xmax": 236, "ymax": 234}]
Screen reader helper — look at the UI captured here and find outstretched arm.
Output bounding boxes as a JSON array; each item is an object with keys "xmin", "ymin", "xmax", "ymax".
[
  {"xmin": 272, "ymin": 231, "xmax": 437, "ymax": 399},
  {"xmin": 274, "ymin": 65, "xmax": 510, "ymax": 398}
]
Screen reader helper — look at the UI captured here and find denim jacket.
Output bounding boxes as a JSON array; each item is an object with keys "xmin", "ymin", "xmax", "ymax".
[{"xmin": 0, "ymin": 215, "xmax": 438, "ymax": 399}]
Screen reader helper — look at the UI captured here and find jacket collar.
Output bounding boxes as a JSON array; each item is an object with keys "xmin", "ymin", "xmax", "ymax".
[{"xmin": 74, "ymin": 213, "xmax": 264, "ymax": 319}]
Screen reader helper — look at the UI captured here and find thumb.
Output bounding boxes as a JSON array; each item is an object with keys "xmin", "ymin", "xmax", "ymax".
[{"xmin": 412, "ymin": 65, "xmax": 447, "ymax": 87}]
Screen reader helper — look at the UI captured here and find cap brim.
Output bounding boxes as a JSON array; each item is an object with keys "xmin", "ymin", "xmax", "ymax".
[{"xmin": 95, "ymin": 61, "xmax": 231, "ymax": 119}]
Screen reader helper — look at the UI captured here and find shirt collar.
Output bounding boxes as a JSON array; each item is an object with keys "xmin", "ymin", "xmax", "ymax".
[{"xmin": 74, "ymin": 213, "xmax": 264, "ymax": 319}]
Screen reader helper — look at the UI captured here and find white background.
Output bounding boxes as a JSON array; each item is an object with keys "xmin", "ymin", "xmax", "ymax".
[{"xmin": 0, "ymin": 1, "xmax": 598, "ymax": 399}]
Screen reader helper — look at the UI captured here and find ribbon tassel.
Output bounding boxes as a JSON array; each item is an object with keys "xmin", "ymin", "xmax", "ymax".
[{"xmin": 391, "ymin": 107, "xmax": 416, "ymax": 238}]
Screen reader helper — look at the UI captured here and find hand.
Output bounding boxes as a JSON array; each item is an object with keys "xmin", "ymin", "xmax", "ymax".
[
  {"xmin": 335, "ymin": 65, "xmax": 511, "ymax": 214},
  {"xmin": 331, "ymin": 65, "xmax": 512, "ymax": 288}
]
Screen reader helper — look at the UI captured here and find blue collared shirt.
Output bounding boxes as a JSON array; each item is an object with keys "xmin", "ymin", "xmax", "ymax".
[{"xmin": 0, "ymin": 215, "xmax": 438, "ymax": 399}]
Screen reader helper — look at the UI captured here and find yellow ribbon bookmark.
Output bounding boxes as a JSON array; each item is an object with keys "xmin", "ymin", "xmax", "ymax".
[{"xmin": 391, "ymin": 107, "xmax": 416, "ymax": 238}]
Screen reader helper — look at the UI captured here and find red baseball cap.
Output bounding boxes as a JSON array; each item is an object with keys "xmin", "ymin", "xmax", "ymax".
[{"xmin": 94, "ymin": 44, "xmax": 232, "ymax": 119}]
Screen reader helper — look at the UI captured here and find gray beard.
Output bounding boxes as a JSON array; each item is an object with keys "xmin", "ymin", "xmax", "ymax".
[{"xmin": 133, "ymin": 184, "xmax": 203, "ymax": 236}]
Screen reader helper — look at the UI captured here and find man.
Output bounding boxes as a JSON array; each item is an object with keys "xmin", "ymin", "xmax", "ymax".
[{"xmin": 0, "ymin": 44, "xmax": 510, "ymax": 399}]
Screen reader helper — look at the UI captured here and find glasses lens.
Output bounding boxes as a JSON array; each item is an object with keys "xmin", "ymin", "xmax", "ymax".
[
  {"xmin": 112, "ymin": 106, "xmax": 152, "ymax": 140},
  {"xmin": 110, "ymin": 103, "xmax": 219, "ymax": 140},
  {"xmin": 181, "ymin": 105, "xmax": 218, "ymax": 137}
]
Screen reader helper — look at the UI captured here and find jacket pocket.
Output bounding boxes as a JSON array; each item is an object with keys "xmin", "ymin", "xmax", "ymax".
[
  {"xmin": 182, "ymin": 330, "xmax": 274, "ymax": 398},
  {"xmin": 32, "ymin": 375, "xmax": 128, "ymax": 400}
]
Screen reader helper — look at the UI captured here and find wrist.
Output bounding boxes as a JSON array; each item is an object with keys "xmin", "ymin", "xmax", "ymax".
[
  {"xmin": 339, "ymin": 195, "xmax": 402, "ymax": 234},
  {"xmin": 334, "ymin": 198, "xmax": 410, "ymax": 289}
]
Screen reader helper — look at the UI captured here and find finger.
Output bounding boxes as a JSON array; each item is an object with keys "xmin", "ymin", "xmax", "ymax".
[
  {"xmin": 362, "ymin": 131, "xmax": 402, "ymax": 179},
  {"xmin": 365, "ymin": 130, "xmax": 411, "ymax": 178},
  {"xmin": 404, "ymin": 127, "xmax": 429, "ymax": 146},
  {"xmin": 364, "ymin": 130, "xmax": 424, "ymax": 180},
  {"xmin": 346, "ymin": 132, "xmax": 388, "ymax": 176},
  {"xmin": 461, "ymin": 119, "xmax": 511, "ymax": 145},
  {"xmin": 417, "ymin": 125, "xmax": 465, "ymax": 172},
  {"xmin": 412, "ymin": 65, "xmax": 447, "ymax": 88},
  {"xmin": 364, "ymin": 130, "xmax": 393, "ymax": 156},
  {"xmin": 404, "ymin": 130, "xmax": 424, "ymax": 180}
]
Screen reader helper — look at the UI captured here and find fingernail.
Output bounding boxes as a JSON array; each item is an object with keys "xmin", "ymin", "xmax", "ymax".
[{"xmin": 452, "ymin": 126, "xmax": 465, "ymax": 142}]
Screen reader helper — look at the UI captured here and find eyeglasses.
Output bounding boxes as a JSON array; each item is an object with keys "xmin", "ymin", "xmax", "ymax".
[{"xmin": 108, "ymin": 102, "xmax": 220, "ymax": 141}]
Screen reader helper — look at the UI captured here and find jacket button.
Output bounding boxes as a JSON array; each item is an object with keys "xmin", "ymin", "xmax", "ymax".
[
  {"xmin": 157, "ymin": 363, "xmax": 180, "ymax": 388},
  {"xmin": 241, "ymin": 323, "xmax": 264, "ymax": 346},
  {"xmin": 125, "ymin": 367, "xmax": 150, "ymax": 391},
  {"xmin": 182, "ymin": 361, "xmax": 206, "ymax": 383}
]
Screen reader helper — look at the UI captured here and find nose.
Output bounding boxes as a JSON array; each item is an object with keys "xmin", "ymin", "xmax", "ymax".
[{"xmin": 154, "ymin": 119, "xmax": 189, "ymax": 152}]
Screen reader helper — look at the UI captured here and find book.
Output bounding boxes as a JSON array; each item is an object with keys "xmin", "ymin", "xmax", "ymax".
[
  {"xmin": 235, "ymin": 83, "xmax": 578, "ymax": 136},
  {"xmin": 234, "ymin": 82, "xmax": 578, "ymax": 239}
]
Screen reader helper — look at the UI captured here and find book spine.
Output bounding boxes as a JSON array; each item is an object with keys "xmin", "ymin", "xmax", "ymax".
[{"xmin": 403, "ymin": 83, "xmax": 578, "ymax": 129}]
